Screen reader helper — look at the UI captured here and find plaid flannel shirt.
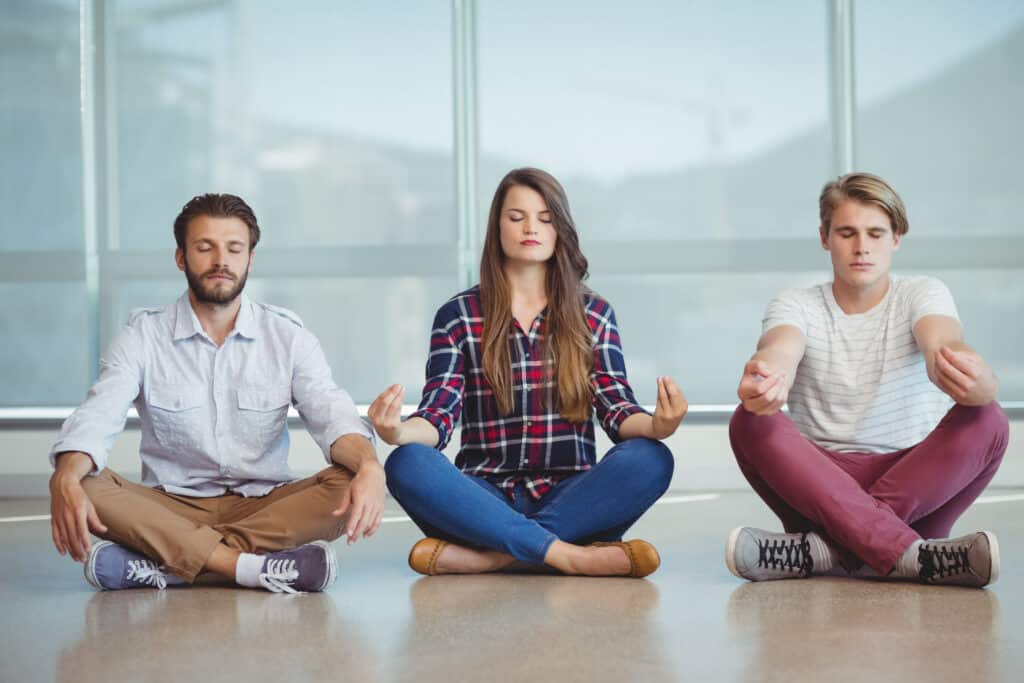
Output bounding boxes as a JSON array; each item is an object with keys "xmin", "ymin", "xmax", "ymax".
[{"xmin": 410, "ymin": 286, "xmax": 648, "ymax": 500}]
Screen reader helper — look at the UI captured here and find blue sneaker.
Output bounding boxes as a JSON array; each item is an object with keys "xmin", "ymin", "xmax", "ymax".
[
  {"xmin": 84, "ymin": 541, "xmax": 184, "ymax": 590},
  {"xmin": 257, "ymin": 541, "xmax": 337, "ymax": 594}
]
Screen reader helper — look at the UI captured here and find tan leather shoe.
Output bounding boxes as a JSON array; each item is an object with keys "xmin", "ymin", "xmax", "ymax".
[
  {"xmin": 408, "ymin": 538, "xmax": 449, "ymax": 576},
  {"xmin": 592, "ymin": 540, "xmax": 661, "ymax": 578}
]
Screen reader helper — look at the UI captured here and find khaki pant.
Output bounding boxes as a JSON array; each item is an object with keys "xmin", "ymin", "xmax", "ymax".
[{"xmin": 81, "ymin": 466, "xmax": 353, "ymax": 582}]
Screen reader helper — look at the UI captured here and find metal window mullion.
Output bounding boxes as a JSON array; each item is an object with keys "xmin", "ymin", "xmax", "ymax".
[
  {"xmin": 98, "ymin": 0, "xmax": 121, "ymax": 369},
  {"xmin": 452, "ymin": 0, "xmax": 479, "ymax": 290},
  {"xmin": 80, "ymin": 0, "xmax": 102, "ymax": 382},
  {"xmin": 829, "ymin": 0, "xmax": 856, "ymax": 176}
]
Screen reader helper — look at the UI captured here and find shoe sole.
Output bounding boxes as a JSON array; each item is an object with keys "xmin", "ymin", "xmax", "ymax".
[
  {"xmin": 84, "ymin": 540, "xmax": 114, "ymax": 590},
  {"xmin": 725, "ymin": 527, "xmax": 744, "ymax": 579},
  {"xmin": 982, "ymin": 530, "xmax": 1000, "ymax": 587},
  {"xmin": 310, "ymin": 540, "xmax": 337, "ymax": 591}
]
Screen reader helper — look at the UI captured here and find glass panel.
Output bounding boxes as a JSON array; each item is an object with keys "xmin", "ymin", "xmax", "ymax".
[
  {"xmin": 931, "ymin": 269, "xmax": 1024, "ymax": 399},
  {"xmin": 590, "ymin": 272, "xmax": 831, "ymax": 405},
  {"xmin": 0, "ymin": 283, "xmax": 91, "ymax": 405},
  {"xmin": 477, "ymin": 0, "xmax": 830, "ymax": 240},
  {"xmin": 112, "ymin": 0, "xmax": 454, "ymax": 250},
  {"xmin": 856, "ymin": 1, "xmax": 1024, "ymax": 236},
  {"xmin": 0, "ymin": 0, "xmax": 84, "ymax": 251}
]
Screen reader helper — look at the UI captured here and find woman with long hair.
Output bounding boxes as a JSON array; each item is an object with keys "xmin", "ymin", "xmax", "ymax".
[{"xmin": 370, "ymin": 168, "xmax": 688, "ymax": 577}]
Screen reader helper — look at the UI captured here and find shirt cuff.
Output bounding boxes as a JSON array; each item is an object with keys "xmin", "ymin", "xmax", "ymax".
[
  {"xmin": 604, "ymin": 403, "xmax": 650, "ymax": 443},
  {"xmin": 48, "ymin": 443, "xmax": 104, "ymax": 475},
  {"xmin": 320, "ymin": 418, "xmax": 376, "ymax": 463},
  {"xmin": 408, "ymin": 409, "xmax": 451, "ymax": 450}
]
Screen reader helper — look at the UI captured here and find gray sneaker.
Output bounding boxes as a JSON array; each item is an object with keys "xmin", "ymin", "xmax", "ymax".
[
  {"xmin": 85, "ymin": 541, "xmax": 183, "ymax": 590},
  {"xmin": 726, "ymin": 527, "xmax": 821, "ymax": 581},
  {"xmin": 917, "ymin": 531, "xmax": 999, "ymax": 588},
  {"xmin": 258, "ymin": 540, "xmax": 337, "ymax": 594}
]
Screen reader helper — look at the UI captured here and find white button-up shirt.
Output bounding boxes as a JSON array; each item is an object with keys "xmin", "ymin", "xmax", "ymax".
[{"xmin": 50, "ymin": 292, "xmax": 373, "ymax": 497}]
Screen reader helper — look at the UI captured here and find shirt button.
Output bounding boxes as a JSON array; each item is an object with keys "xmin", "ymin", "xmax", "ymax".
[{"xmin": 525, "ymin": 420, "xmax": 532, "ymax": 426}]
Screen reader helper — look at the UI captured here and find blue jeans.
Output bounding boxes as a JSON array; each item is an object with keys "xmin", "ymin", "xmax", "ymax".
[{"xmin": 385, "ymin": 438, "xmax": 675, "ymax": 564}]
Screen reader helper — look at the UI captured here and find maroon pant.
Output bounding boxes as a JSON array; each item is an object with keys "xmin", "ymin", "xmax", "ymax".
[{"xmin": 729, "ymin": 402, "xmax": 1009, "ymax": 574}]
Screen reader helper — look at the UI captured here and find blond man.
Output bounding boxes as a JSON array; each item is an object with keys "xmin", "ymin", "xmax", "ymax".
[{"xmin": 726, "ymin": 173, "xmax": 1008, "ymax": 587}]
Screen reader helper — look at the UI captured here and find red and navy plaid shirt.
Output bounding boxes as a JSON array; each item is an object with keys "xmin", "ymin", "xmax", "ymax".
[{"xmin": 410, "ymin": 286, "xmax": 648, "ymax": 500}]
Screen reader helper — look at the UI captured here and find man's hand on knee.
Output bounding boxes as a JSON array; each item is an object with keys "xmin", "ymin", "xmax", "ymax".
[
  {"xmin": 49, "ymin": 452, "xmax": 107, "ymax": 562},
  {"xmin": 331, "ymin": 461, "xmax": 386, "ymax": 544}
]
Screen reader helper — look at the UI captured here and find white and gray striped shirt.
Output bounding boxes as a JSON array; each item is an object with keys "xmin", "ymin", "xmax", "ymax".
[{"xmin": 764, "ymin": 275, "xmax": 958, "ymax": 453}]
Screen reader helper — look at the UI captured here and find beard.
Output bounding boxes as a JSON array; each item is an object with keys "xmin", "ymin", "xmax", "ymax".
[{"xmin": 183, "ymin": 255, "xmax": 250, "ymax": 305}]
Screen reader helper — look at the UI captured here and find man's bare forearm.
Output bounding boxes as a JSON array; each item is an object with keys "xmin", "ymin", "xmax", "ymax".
[
  {"xmin": 751, "ymin": 326, "xmax": 806, "ymax": 379},
  {"xmin": 52, "ymin": 451, "xmax": 97, "ymax": 483},
  {"xmin": 329, "ymin": 433, "xmax": 381, "ymax": 473}
]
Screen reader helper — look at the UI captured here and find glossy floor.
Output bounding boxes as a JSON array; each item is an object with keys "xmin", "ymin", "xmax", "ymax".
[{"xmin": 1, "ymin": 491, "xmax": 1020, "ymax": 683}]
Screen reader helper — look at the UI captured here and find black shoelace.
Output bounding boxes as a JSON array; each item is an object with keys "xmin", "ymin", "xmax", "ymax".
[
  {"xmin": 918, "ymin": 543, "xmax": 970, "ymax": 581},
  {"xmin": 757, "ymin": 533, "xmax": 813, "ymax": 577}
]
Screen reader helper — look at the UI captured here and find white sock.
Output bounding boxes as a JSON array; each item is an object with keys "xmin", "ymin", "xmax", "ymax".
[
  {"xmin": 893, "ymin": 539, "xmax": 924, "ymax": 578},
  {"xmin": 235, "ymin": 552, "xmax": 266, "ymax": 588}
]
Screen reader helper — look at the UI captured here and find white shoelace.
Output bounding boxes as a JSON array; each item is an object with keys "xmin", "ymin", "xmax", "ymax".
[
  {"xmin": 258, "ymin": 558, "xmax": 301, "ymax": 594},
  {"xmin": 125, "ymin": 560, "xmax": 169, "ymax": 590}
]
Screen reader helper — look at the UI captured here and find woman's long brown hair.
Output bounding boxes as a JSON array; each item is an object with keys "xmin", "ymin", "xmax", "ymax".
[{"xmin": 480, "ymin": 168, "xmax": 594, "ymax": 423}]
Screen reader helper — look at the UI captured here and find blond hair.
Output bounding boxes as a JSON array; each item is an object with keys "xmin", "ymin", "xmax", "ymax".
[{"xmin": 819, "ymin": 172, "xmax": 908, "ymax": 236}]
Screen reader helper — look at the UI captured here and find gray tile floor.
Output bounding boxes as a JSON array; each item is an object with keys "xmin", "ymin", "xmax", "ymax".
[{"xmin": 1, "ymin": 491, "xmax": 1020, "ymax": 683}]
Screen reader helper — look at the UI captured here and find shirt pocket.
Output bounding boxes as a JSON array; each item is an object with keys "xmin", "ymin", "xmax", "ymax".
[
  {"xmin": 236, "ymin": 385, "xmax": 292, "ymax": 456},
  {"xmin": 148, "ymin": 384, "xmax": 207, "ymax": 449}
]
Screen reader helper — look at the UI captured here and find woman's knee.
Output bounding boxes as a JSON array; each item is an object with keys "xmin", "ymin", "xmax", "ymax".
[
  {"xmin": 613, "ymin": 438, "xmax": 675, "ymax": 491},
  {"xmin": 383, "ymin": 443, "xmax": 438, "ymax": 494}
]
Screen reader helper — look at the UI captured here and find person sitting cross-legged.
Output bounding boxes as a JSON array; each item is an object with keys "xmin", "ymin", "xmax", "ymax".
[
  {"xmin": 371, "ymin": 168, "xmax": 687, "ymax": 578},
  {"xmin": 49, "ymin": 193, "xmax": 385, "ymax": 593},
  {"xmin": 725, "ymin": 173, "xmax": 1008, "ymax": 588}
]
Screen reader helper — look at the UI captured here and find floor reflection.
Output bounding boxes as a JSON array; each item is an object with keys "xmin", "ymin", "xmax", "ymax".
[
  {"xmin": 393, "ymin": 575, "xmax": 671, "ymax": 681},
  {"xmin": 57, "ymin": 588, "xmax": 380, "ymax": 682},
  {"xmin": 726, "ymin": 578, "xmax": 1001, "ymax": 681}
]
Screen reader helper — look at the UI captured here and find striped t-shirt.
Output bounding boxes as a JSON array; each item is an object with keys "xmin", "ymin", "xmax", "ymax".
[{"xmin": 764, "ymin": 275, "xmax": 958, "ymax": 453}]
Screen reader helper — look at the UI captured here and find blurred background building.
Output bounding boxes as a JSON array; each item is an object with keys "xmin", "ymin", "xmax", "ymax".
[{"xmin": 1, "ymin": 1, "xmax": 1021, "ymax": 486}]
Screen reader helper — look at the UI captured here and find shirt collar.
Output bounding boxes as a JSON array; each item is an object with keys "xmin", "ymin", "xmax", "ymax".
[
  {"xmin": 172, "ymin": 291, "xmax": 258, "ymax": 341},
  {"xmin": 233, "ymin": 295, "xmax": 258, "ymax": 340},
  {"xmin": 172, "ymin": 292, "xmax": 203, "ymax": 341}
]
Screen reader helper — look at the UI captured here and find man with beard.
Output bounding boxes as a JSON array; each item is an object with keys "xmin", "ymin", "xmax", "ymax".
[{"xmin": 48, "ymin": 194, "xmax": 384, "ymax": 593}]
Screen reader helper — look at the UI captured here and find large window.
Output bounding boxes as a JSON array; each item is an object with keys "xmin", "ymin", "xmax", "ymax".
[
  {"xmin": 856, "ymin": 0, "xmax": 1024, "ymax": 398},
  {"xmin": 1, "ymin": 0, "xmax": 90, "ymax": 406},
  {"xmin": 2, "ymin": 1, "xmax": 1022, "ymax": 408},
  {"xmin": 478, "ymin": 0, "xmax": 832, "ymax": 403}
]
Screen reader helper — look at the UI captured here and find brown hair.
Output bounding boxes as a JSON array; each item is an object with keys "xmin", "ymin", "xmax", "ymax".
[
  {"xmin": 819, "ymin": 172, "xmax": 909, "ymax": 236},
  {"xmin": 173, "ymin": 193, "xmax": 261, "ymax": 250},
  {"xmin": 480, "ymin": 168, "xmax": 594, "ymax": 423}
]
